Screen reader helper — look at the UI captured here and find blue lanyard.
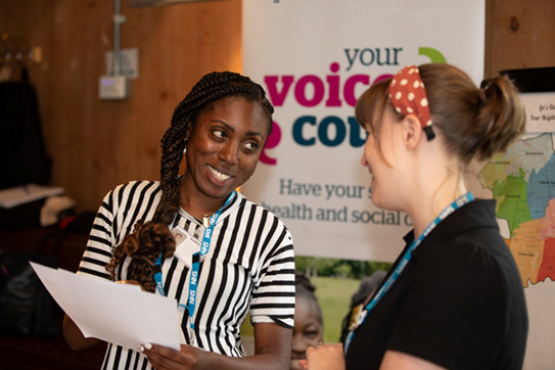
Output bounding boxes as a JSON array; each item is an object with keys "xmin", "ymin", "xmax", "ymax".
[
  {"xmin": 344, "ymin": 192, "xmax": 474, "ymax": 353},
  {"xmin": 153, "ymin": 190, "xmax": 236, "ymax": 342}
]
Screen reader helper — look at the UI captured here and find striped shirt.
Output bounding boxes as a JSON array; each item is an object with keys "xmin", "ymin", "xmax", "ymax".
[{"xmin": 77, "ymin": 181, "xmax": 295, "ymax": 370}]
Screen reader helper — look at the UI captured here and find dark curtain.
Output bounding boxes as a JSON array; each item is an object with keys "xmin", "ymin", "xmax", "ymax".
[{"xmin": 0, "ymin": 67, "xmax": 52, "ymax": 190}]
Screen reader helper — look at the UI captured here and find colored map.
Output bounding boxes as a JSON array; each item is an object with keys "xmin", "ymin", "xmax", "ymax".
[{"xmin": 479, "ymin": 133, "xmax": 555, "ymax": 287}]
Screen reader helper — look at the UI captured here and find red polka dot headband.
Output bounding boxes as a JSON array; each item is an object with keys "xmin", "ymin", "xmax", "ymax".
[{"xmin": 388, "ymin": 65, "xmax": 435, "ymax": 141}]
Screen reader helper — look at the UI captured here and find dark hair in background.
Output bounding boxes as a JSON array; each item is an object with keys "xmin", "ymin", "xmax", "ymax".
[
  {"xmin": 339, "ymin": 270, "xmax": 387, "ymax": 344},
  {"xmin": 295, "ymin": 270, "xmax": 323, "ymax": 324},
  {"xmin": 106, "ymin": 72, "xmax": 274, "ymax": 292},
  {"xmin": 355, "ymin": 63, "xmax": 526, "ymax": 167}
]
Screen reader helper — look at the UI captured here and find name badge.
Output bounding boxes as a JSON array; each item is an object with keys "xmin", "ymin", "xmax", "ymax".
[
  {"xmin": 348, "ymin": 304, "xmax": 364, "ymax": 330},
  {"xmin": 172, "ymin": 226, "xmax": 201, "ymax": 268}
]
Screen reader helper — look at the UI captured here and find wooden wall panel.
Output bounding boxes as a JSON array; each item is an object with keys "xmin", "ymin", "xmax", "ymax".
[
  {"xmin": 0, "ymin": 0, "xmax": 241, "ymax": 210},
  {"xmin": 485, "ymin": 0, "xmax": 555, "ymax": 78}
]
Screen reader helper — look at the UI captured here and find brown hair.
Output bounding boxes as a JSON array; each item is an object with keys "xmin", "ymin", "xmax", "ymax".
[
  {"xmin": 355, "ymin": 63, "xmax": 526, "ymax": 166},
  {"xmin": 106, "ymin": 72, "xmax": 274, "ymax": 292}
]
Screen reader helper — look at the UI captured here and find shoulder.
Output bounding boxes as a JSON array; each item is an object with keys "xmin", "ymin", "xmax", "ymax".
[
  {"xmin": 110, "ymin": 180, "xmax": 161, "ymax": 196},
  {"xmin": 240, "ymin": 194, "xmax": 292, "ymax": 232},
  {"xmin": 108, "ymin": 180, "xmax": 161, "ymax": 200},
  {"xmin": 102, "ymin": 180, "xmax": 161, "ymax": 213}
]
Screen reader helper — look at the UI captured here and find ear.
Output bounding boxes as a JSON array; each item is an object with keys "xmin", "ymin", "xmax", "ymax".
[
  {"xmin": 400, "ymin": 114, "xmax": 423, "ymax": 151},
  {"xmin": 185, "ymin": 125, "xmax": 193, "ymax": 142}
]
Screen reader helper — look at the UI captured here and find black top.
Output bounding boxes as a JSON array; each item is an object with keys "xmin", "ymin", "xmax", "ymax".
[{"xmin": 345, "ymin": 199, "xmax": 528, "ymax": 370}]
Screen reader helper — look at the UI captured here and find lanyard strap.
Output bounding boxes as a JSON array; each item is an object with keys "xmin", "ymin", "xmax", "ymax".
[
  {"xmin": 153, "ymin": 190, "xmax": 236, "ymax": 338},
  {"xmin": 344, "ymin": 192, "xmax": 474, "ymax": 353}
]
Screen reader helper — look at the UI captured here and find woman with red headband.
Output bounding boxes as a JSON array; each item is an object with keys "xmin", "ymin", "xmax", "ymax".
[{"xmin": 303, "ymin": 64, "xmax": 529, "ymax": 370}]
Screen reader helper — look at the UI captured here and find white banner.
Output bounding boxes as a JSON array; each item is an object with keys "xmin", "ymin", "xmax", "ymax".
[{"xmin": 243, "ymin": 0, "xmax": 485, "ymax": 262}]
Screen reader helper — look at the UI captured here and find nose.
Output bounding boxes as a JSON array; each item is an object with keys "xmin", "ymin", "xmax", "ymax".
[
  {"xmin": 361, "ymin": 152, "xmax": 368, "ymax": 167},
  {"xmin": 291, "ymin": 333, "xmax": 307, "ymax": 355},
  {"xmin": 218, "ymin": 140, "xmax": 239, "ymax": 165}
]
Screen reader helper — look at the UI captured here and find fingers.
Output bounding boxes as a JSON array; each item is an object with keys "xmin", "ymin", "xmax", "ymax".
[
  {"xmin": 116, "ymin": 280, "xmax": 146, "ymax": 291},
  {"xmin": 305, "ymin": 343, "xmax": 346, "ymax": 370},
  {"xmin": 139, "ymin": 343, "xmax": 196, "ymax": 370}
]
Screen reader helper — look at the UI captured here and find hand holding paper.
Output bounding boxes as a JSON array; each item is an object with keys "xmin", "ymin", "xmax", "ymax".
[{"xmin": 30, "ymin": 262, "xmax": 180, "ymax": 351}]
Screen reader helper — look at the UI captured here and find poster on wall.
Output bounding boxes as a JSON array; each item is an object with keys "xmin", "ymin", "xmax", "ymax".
[
  {"xmin": 242, "ymin": 0, "xmax": 485, "ymax": 262},
  {"xmin": 471, "ymin": 88, "xmax": 555, "ymax": 370}
]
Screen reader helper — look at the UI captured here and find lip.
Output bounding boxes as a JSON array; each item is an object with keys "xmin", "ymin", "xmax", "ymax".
[
  {"xmin": 289, "ymin": 359, "xmax": 304, "ymax": 370},
  {"xmin": 207, "ymin": 164, "xmax": 234, "ymax": 184}
]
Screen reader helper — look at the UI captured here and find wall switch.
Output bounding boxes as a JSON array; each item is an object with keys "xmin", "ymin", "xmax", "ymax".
[{"xmin": 99, "ymin": 75, "xmax": 130, "ymax": 99}]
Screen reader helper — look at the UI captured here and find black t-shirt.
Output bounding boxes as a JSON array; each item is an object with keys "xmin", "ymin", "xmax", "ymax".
[{"xmin": 345, "ymin": 200, "xmax": 528, "ymax": 370}]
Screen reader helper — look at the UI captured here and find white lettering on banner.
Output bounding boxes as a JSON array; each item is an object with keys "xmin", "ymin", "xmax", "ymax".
[
  {"xmin": 189, "ymin": 290, "xmax": 196, "ymax": 306},
  {"xmin": 190, "ymin": 271, "xmax": 198, "ymax": 286}
]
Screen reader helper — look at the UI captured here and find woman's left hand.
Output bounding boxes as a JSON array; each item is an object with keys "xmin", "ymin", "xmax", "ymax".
[{"xmin": 141, "ymin": 343, "xmax": 204, "ymax": 370}]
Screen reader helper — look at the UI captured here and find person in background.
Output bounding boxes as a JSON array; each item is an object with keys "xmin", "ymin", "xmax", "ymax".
[
  {"xmin": 63, "ymin": 71, "xmax": 295, "ymax": 370},
  {"xmin": 338, "ymin": 270, "xmax": 387, "ymax": 344},
  {"xmin": 291, "ymin": 271, "xmax": 324, "ymax": 370},
  {"xmin": 304, "ymin": 64, "xmax": 528, "ymax": 370}
]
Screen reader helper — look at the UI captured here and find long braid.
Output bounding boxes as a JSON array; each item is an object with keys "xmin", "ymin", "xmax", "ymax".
[{"xmin": 106, "ymin": 72, "xmax": 274, "ymax": 292}]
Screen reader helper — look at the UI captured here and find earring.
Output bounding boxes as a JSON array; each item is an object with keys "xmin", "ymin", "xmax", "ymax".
[{"xmin": 183, "ymin": 147, "xmax": 187, "ymax": 154}]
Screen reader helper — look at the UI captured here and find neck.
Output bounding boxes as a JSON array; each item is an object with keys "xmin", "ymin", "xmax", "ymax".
[
  {"xmin": 179, "ymin": 177, "xmax": 231, "ymax": 220},
  {"xmin": 406, "ymin": 173, "xmax": 467, "ymax": 240}
]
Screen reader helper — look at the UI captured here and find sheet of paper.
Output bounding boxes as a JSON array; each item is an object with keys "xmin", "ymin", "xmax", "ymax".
[
  {"xmin": 0, "ymin": 184, "xmax": 64, "ymax": 208},
  {"xmin": 30, "ymin": 262, "xmax": 180, "ymax": 351}
]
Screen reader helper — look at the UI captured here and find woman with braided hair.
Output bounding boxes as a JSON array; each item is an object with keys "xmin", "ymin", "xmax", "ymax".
[
  {"xmin": 302, "ymin": 64, "xmax": 528, "ymax": 370},
  {"xmin": 63, "ymin": 71, "xmax": 295, "ymax": 370}
]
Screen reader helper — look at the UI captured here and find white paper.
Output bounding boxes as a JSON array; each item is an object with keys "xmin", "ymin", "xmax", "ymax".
[
  {"xmin": 30, "ymin": 262, "xmax": 180, "ymax": 351},
  {"xmin": 519, "ymin": 92, "xmax": 555, "ymax": 133},
  {"xmin": 0, "ymin": 184, "xmax": 64, "ymax": 208}
]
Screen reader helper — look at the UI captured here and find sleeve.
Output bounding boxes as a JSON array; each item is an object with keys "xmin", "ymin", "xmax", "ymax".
[
  {"xmin": 249, "ymin": 219, "xmax": 296, "ymax": 329},
  {"xmin": 388, "ymin": 242, "xmax": 507, "ymax": 370},
  {"xmin": 76, "ymin": 188, "xmax": 117, "ymax": 280}
]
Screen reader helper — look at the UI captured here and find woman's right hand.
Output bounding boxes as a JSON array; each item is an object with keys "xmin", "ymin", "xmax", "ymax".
[
  {"xmin": 305, "ymin": 343, "xmax": 346, "ymax": 370},
  {"xmin": 62, "ymin": 313, "xmax": 102, "ymax": 350}
]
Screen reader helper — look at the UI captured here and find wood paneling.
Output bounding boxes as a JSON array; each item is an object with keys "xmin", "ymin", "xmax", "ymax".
[
  {"xmin": 485, "ymin": 0, "xmax": 555, "ymax": 78},
  {"xmin": 0, "ymin": 0, "xmax": 241, "ymax": 210}
]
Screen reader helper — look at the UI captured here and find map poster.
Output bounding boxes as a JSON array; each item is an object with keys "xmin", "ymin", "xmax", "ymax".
[{"xmin": 472, "ymin": 93, "xmax": 555, "ymax": 369}]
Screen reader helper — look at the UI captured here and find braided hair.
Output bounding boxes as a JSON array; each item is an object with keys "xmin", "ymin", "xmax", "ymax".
[
  {"xmin": 295, "ymin": 270, "xmax": 323, "ymax": 322},
  {"xmin": 106, "ymin": 72, "xmax": 274, "ymax": 292}
]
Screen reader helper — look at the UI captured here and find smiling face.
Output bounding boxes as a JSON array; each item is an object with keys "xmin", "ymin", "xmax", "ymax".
[
  {"xmin": 182, "ymin": 96, "xmax": 270, "ymax": 208},
  {"xmin": 290, "ymin": 295, "xmax": 323, "ymax": 370}
]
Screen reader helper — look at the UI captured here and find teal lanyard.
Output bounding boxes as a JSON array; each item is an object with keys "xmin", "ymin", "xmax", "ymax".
[
  {"xmin": 153, "ymin": 190, "xmax": 236, "ymax": 343},
  {"xmin": 344, "ymin": 192, "xmax": 474, "ymax": 353}
]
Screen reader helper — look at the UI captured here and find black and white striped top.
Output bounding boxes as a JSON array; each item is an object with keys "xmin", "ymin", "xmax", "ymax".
[{"xmin": 77, "ymin": 181, "xmax": 295, "ymax": 370}]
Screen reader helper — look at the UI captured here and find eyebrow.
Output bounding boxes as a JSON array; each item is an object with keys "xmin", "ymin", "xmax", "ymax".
[{"xmin": 211, "ymin": 120, "xmax": 265, "ymax": 140}]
